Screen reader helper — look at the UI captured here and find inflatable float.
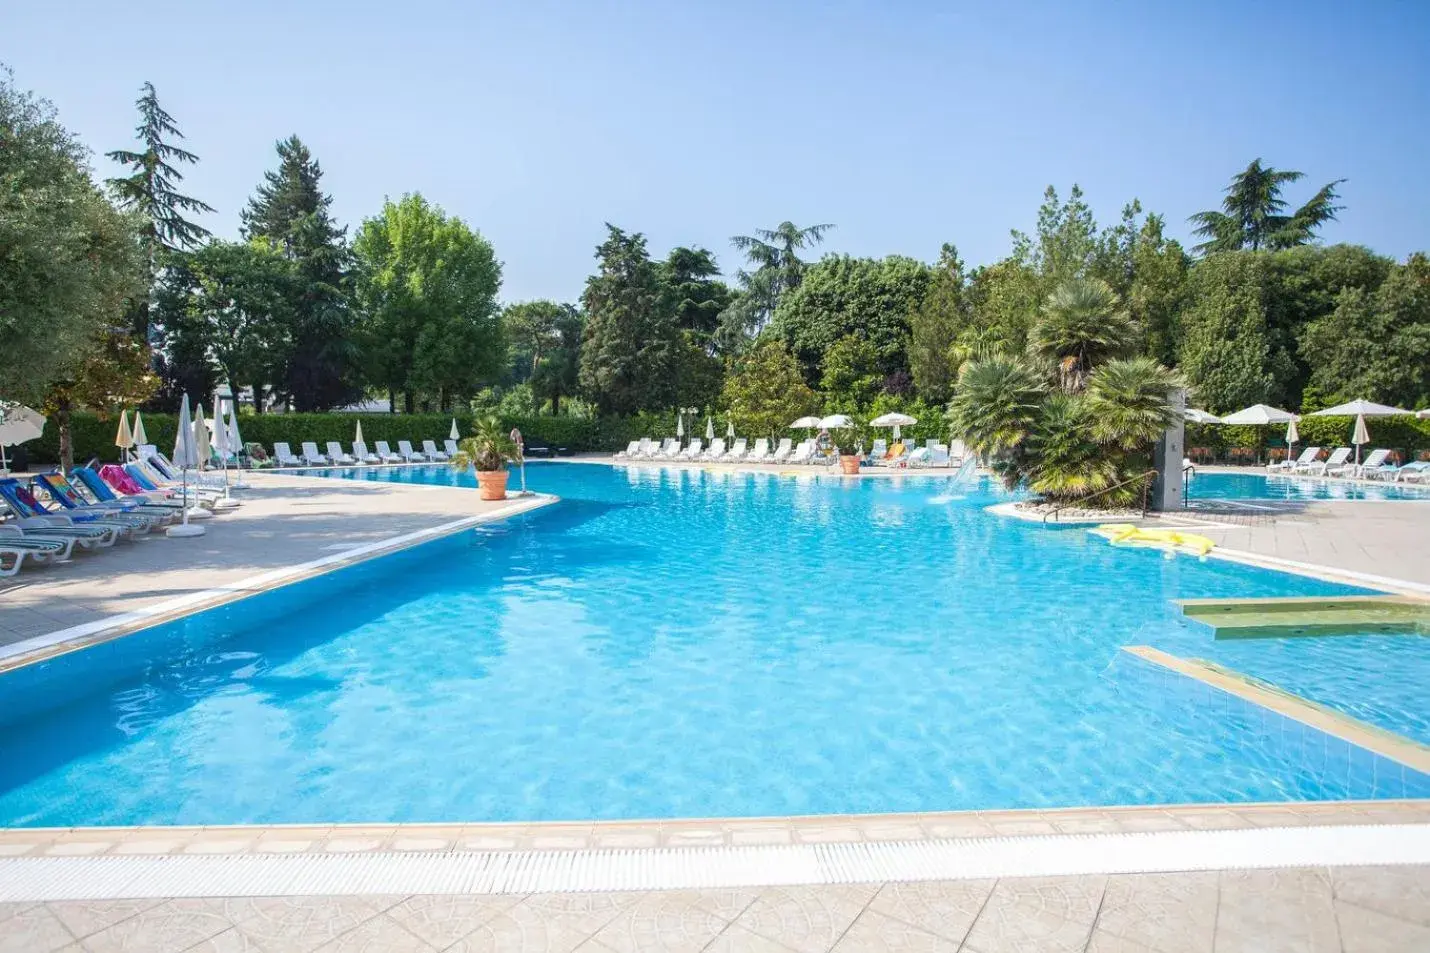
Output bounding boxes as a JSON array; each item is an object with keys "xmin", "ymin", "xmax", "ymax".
[{"xmin": 1091, "ymin": 523, "xmax": 1216, "ymax": 559}]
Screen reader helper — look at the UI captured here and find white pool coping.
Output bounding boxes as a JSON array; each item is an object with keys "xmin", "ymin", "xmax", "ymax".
[{"xmin": 2, "ymin": 824, "xmax": 1427, "ymax": 900}]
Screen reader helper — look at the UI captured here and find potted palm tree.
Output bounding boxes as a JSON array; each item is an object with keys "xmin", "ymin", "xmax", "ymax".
[{"xmin": 451, "ymin": 415, "xmax": 521, "ymax": 500}]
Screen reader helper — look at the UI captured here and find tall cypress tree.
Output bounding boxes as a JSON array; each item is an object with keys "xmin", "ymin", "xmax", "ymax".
[
  {"xmin": 241, "ymin": 135, "xmax": 359, "ymax": 411},
  {"xmin": 106, "ymin": 82, "xmax": 214, "ymax": 340}
]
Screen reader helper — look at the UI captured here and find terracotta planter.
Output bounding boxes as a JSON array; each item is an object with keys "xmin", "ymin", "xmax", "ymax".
[
  {"xmin": 475, "ymin": 469, "xmax": 509, "ymax": 501},
  {"xmin": 838, "ymin": 454, "xmax": 861, "ymax": 475}
]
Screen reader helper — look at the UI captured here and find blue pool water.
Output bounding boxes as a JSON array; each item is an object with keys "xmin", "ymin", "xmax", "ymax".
[
  {"xmin": 1, "ymin": 463, "xmax": 1428, "ymax": 827},
  {"xmin": 1187, "ymin": 470, "xmax": 1430, "ymax": 502}
]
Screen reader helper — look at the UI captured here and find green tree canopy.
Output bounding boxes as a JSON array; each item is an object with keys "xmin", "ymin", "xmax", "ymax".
[
  {"xmin": 1189, "ymin": 159, "xmax": 1344, "ymax": 254},
  {"xmin": 660, "ymin": 246, "xmax": 731, "ymax": 343},
  {"xmin": 767, "ymin": 254, "xmax": 932, "ymax": 383},
  {"xmin": 907, "ymin": 244, "xmax": 969, "ymax": 404},
  {"xmin": 353, "ymin": 194, "xmax": 504, "ymax": 412},
  {"xmin": 1177, "ymin": 253, "xmax": 1277, "ymax": 412},
  {"xmin": 1301, "ymin": 253, "xmax": 1430, "ymax": 410},
  {"xmin": 721, "ymin": 340, "xmax": 819, "ymax": 440},
  {"xmin": 1031, "ymin": 278, "xmax": 1136, "ymax": 390},
  {"xmin": 719, "ymin": 221, "xmax": 834, "ymax": 351},
  {"xmin": 577, "ymin": 225, "xmax": 679, "ymax": 415},
  {"xmin": 819, "ymin": 335, "xmax": 883, "ymax": 408},
  {"xmin": 0, "ymin": 70, "xmax": 146, "ymax": 411},
  {"xmin": 502, "ymin": 300, "xmax": 584, "ymax": 414}
]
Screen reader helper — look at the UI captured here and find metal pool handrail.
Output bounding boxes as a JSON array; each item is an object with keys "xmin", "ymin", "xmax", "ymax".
[{"xmin": 1041, "ymin": 469, "xmax": 1159, "ymax": 523}]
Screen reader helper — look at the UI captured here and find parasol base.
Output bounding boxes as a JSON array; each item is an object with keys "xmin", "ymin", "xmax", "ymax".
[{"xmin": 166, "ymin": 523, "xmax": 207, "ymax": 538}]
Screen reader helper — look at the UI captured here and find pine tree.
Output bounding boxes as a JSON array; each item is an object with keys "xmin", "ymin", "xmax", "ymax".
[
  {"xmin": 105, "ymin": 82, "xmax": 214, "ymax": 340},
  {"xmin": 241, "ymin": 136, "xmax": 359, "ymax": 411}
]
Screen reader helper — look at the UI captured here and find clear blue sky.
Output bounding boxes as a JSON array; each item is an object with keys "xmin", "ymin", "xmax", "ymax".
[{"xmin": 8, "ymin": 0, "xmax": 1428, "ymax": 303}]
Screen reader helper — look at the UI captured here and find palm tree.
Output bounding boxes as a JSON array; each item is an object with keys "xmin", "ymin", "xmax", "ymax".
[
  {"xmin": 1031, "ymin": 278, "xmax": 1135, "ymax": 391},
  {"xmin": 1083, "ymin": 358, "xmax": 1184, "ymax": 451},
  {"xmin": 1025, "ymin": 394, "xmax": 1118, "ymax": 501},
  {"xmin": 946, "ymin": 356, "xmax": 1046, "ymax": 487},
  {"xmin": 1189, "ymin": 159, "xmax": 1344, "ymax": 254}
]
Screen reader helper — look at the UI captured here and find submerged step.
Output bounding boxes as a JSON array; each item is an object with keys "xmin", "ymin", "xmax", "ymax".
[{"xmin": 1176, "ymin": 595, "xmax": 1430, "ymax": 639}]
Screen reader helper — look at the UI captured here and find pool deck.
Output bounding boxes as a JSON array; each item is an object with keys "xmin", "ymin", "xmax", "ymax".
[{"xmin": 0, "ymin": 471, "xmax": 555, "ymax": 657}]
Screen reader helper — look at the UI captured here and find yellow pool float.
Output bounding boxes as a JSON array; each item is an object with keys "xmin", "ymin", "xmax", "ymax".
[{"xmin": 1092, "ymin": 523, "xmax": 1216, "ymax": 560}]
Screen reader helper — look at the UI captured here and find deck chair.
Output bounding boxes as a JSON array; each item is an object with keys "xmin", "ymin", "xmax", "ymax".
[
  {"xmin": 397, "ymin": 440, "xmax": 426, "ymax": 462},
  {"xmin": 422, "ymin": 439, "xmax": 449, "ymax": 462},
  {"xmin": 300, "ymin": 442, "xmax": 329, "ymax": 465},
  {"xmin": 325, "ymin": 442, "xmax": 357, "ymax": 465},
  {"xmin": 746, "ymin": 438, "xmax": 771, "ymax": 462},
  {"xmin": 273, "ymin": 442, "xmax": 303, "ymax": 467},
  {"xmin": 351, "ymin": 441, "xmax": 380, "ymax": 464},
  {"xmin": 1331, "ymin": 448, "xmax": 1389, "ymax": 478},
  {"xmin": 701, "ymin": 439, "xmax": 726, "ymax": 460},
  {"xmin": 678, "ymin": 439, "xmax": 703, "ymax": 460},
  {"xmin": 1299, "ymin": 447, "xmax": 1352, "ymax": 475},
  {"xmin": 444, "ymin": 439, "xmax": 460, "ymax": 458},
  {"xmin": 1271, "ymin": 446, "xmax": 1320, "ymax": 471},
  {"xmin": 770, "ymin": 438, "xmax": 794, "ymax": 463},
  {"xmin": 373, "ymin": 441, "xmax": 402, "ymax": 464}
]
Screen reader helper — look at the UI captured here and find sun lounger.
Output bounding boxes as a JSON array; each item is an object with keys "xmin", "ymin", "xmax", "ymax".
[
  {"xmin": 421, "ymin": 439, "xmax": 449, "ymax": 462},
  {"xmin": 126, "ymin": 462, "xmax": 222, "ymax": 502},
  {"xmin": 678, "ymin": 439, "xmax": 703, "ymax": 460},
  {"xmin": 149, "ymin": 450, "xmax": 226, "ymax": 487},
  {"xmin": 273, "ymin": 442, "xmax": 303, "ymax": 467},
  {"xmin": 1297, "ymin": 447, "xmax": 1351, "ymax": 475},
  {"xmin": 444, "ymin": 439, "xmax": 460, "ymax": 458},
  {"xmin": 770, "ymin": 438, "xmax": 793, "ymax": 463},
  {"xmin": 746, "ymin": 438, "xmax": 771, "ymax": 463},
  {"xmin": 350, "ymin": 441, "xmax": 380, "ymax": 464},
  {"xmin": 615, "ymin": 441, "xmax": 640, "ymax": 459},
  {"xmin": 74, "ymin": 466, "xmax": 184, "ymax": 513},
  {"xmin": 701, "ymin": 438, "xmax": 726, "ymax": 460},
  {"xmin": 789, "ymin": 440, "xmax": 813, "ymax": 464},
  {"xmin": 721, "ymin": 438, "xmax": 747, "ymax": 461},
  {"xmin": 373, "ymin": 441, "xmax": 402, "ymax": 464},
  {"xmin": 1271, "ymin": 446, "xmax": 1320, "ymax": 471},
  {"xmin": 0, "ymin": 479, "xmax": 129, "ymax": 544},
  {"xmin": 0, "ymin": 525, "xmax": 74, "ymax": 563},
  {"xmin": 324, "ymin": 442, "xmax": 357, "ymax": 464},
  {"xmin": 1333, "ymin": 448, "xmax": 1390, "ymax": 479},
  {"xmin": 866, "ymin": 439, "xmax": 888, "ymax": 465},
  {"xmin": 300, "ymin": 442, "xmax": 329, "ymax": 466},
  {"xmin": 396, "ymin": 440, "xmax": 426, "ymax": 462},
  {"xmin": 1389, "ymin": 461, "xmax": 1430, "ymax": 483},
  {"xmin": 924, "ymin": 443, "xmax": 952, "ymax": 468},
  {"xmin": 35, "ymin": 472, "xmax": 172, "ymax": 528}
]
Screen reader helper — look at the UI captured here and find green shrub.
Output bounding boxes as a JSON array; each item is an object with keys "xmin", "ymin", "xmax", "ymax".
[{"xmin": 1186, "ymin": 417, "xmax": 1430, "ymax": 461}]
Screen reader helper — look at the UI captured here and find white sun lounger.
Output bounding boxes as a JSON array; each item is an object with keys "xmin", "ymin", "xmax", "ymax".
[
  {"xmin": 770, "ymin": 438, "xmax": 793, "ymax": 463},
  {"xmin": 723, "ymin": 438, "xmax": 747, "ymax": 461},
  {"xmin": 1299, "ymin": 447, "xmax": 1352, "ymax": 475},
  {"xmin": 422, "ymin": 439, "xmax": 449, "ymax": 462},
  {"xmin": 659, "ymin": 438, "xmax": 683, "ymax": 460},
  {"xmin": 1271, "ymin": 446, "xmax": 1320, "ymax": 471},
  {"xmin": 373, "ymin": 441, "xmax": 402, "ymax": 464},
  {"xmin": 273, "ymin": 442, "xmax": 303, "ymax": 467},
  {"xmin": 300, "ymin": 442, "xmax": 329, "ymax": 465},
  {"xmin": 352, "ymin": 441, "xmax": 380, "ymax": 464},
  {"xmin": 444, "ymin": 439, "xmax": 460, "ymax": 458},
  {"xmin": 1388, "ymin": 461, "xmax": 1430, "ymax": 483},
  {"xmin": 746, "ymin": 438, "xmax": 771, "ymax": 462},
  {"xmin": 325, "ymin": 442, "xmax": 357, "ymax": 465},
  {"xmin": 1331, "ymin": 448, "xmax": 1389, "ymax": 478},
  {"xmin": 615, "ymin": 441, "xmax": 640, "ymax": 459},
  {"xmin": 701, "ymin": 439, "xmax": 726, "ymax": 460},
  {"xmin": 678, "ymin": 439, "xmax": 703, "ymax": 460},
  {"xmin": 789, "ymin": 440, "xmax": 814, "ymax": 464},
  {"xmin": 397, "ymin": 440, "xmax": 426, "ymax": 462}
]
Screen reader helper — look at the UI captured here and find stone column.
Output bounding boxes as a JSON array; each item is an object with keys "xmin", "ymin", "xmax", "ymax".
[{"xmin": 1152, "ymin": 388, "xmax": 1186, "ymax": 511}]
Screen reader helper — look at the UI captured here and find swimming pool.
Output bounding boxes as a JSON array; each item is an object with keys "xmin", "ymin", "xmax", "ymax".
[
  {"xmin": 1, "ymin": 463, "xmax": 1427, "ymax": 827},
  {"xmin": 1187, "ymin": 470, "xmax": 1430, "ymax": 502}
]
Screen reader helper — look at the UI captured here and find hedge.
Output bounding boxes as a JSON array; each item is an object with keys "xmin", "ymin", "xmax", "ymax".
[
  {"xmin": 1187, "ymin": 416, "xmax": 1430, "ymax": 463},
  {"xmin": 26, "ymin": 412, "xmax": 678, "ymax": 465}
]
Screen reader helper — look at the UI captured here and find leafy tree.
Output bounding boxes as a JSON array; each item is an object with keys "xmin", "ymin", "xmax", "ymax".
[
  {"xmin": 660, "ymin": 247, "xmax": 730, "ymax": 343},
  {"xmin": 819, "ymin": 335, "xmax": 883, "ymax": 408},
  {"xmin": 182, "ymin": 240, "xmax": 294, "ymax": 403},
  {"xmin": 1012, "ymin": 185, "xmax": 1101, "ymax": 287},
  {"xmin": 907, "ymin": 244, "xmax": 968, "ymax": 403},
  {"xmin": 105, "ymin": 82, "xmax": 214, "ymax": 341},
  {"xmin": 241, "ymin": 135, "xmax": 358, "ymax": 410},
  {"xmin": 767, "ymin": 254, "xmax": 932, "ymax": 383},
  {"xmin": 963, "ymin": 258, "xmax": 1041, "ymax": 356},
  {"xmin": 1301, "ymin": 253, "xmax": 1430, "ymax": 409},
  {"xmin": 577, "ymin": 225, "xmax": 679, "ymax": 415},
  {"xmin": 1031, "ymin": 278, "xmax": 1136, "ymax": 390},
  {"xmin": 1189, "ymin": 159, "xmax": 1344, "ymax": 254},
  {"xmin": 1126, "ymin": 215, "xmax": 1188, "ymax": 366},
  {"xmin": 672, "ymin": 332, "xmax": 724, "ymax": 411},
  {"xmin": 1177, "ymin": 253, "xmax": 1277, "ymax": 412},
  {"xmin": 0, "ymin": 69, "xmax": 148, "ymax": 468},
  {"xmin": 502, "ymin": 301, "xmax": 584, "ymax": 414},
  {"xmin": 721, "ymin": 340, "xmax": 819, "ymax": 440},
  {"xmin": 720, "ymin": 221, "xmax": 834, "ymax": 348},
  {"xmin": 353, "ymin": 194, "xmax": 504, "ymax": 412}
]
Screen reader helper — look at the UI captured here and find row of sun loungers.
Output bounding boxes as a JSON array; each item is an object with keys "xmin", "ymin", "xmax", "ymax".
[
  {"xmin": 614, "ymin": 437, "xmax": 963, "ymax": 468},
  {"xmin": 0, "ymin": 455, "xmax": 235, "ymax": 578},
  {"xmin": 272, "ymin": 439, "xmax": 460, "ymax": 467},
  {"xmin": 1268, "ymin": 447, "xmax": 1430, "ymax": 482}
]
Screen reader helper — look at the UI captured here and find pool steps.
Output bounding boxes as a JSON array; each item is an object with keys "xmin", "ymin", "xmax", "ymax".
[{"xmin": 1177, "ymin": 595, "xmax": 1430, "ymax": 639}]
